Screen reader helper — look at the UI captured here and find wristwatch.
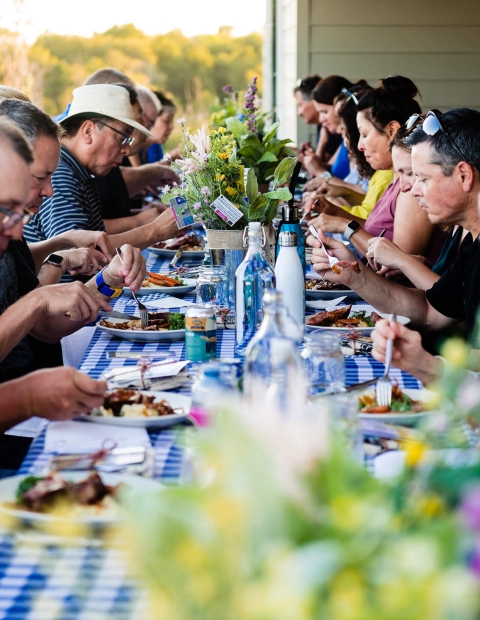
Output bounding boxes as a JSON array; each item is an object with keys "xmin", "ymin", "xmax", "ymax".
[
  {"xmin": 344, "ymin": 220, "xmax": 361, "ymax": 241},
  {"xmin": 43, "ymin": 253, "xmax": 65, "ymax": 273},
  {"xmin": 96, "ymin": 267, "xmax": 123, "ymax": 298}
]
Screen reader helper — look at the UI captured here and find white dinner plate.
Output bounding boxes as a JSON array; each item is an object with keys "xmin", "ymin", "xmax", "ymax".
[
  {"xmin": 96, "ymin": 317, "xmax": 185, "ymax": 342},
  {"xmin": 305, "ymin": 313, "xmax": 410, "ymax": 335},
  {"xmin": 0, "ymin": 472, "xmax": 161, "ymax": 526},
  {"xmin": 358, "ymin": 387, "xmax": 436, "ymax": 426},
  {"xmin": 305, "ymin": 285, "xmax": 361, "ymax": 300},
  {"xmin": 123, "ymin": 278, "xmax": 197, "ymax": 297},
  {"xmin": 78, "ymin": 391, "xmax": 191, "ymax": 428},
  {"xmin": 148, "ymin": 246, "xmax": 206, "ymax": 259}
]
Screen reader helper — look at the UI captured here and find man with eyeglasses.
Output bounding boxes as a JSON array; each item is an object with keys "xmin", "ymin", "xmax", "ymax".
[
  {"xmin": 0, "ymin": 117, "xmax": 108, "ymax": 469},
  {"xmin": 307, "ymin": 108, "xmax": 480, "ymax": 384},
  {"xmin": 24, "ymin": 84, "xmax": 180, "ymax": 259}
]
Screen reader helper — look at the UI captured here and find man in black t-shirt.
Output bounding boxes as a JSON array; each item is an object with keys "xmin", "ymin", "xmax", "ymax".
[{"xmin": 307, "ymin": 109, "xmax": 480, "ymax": 382}]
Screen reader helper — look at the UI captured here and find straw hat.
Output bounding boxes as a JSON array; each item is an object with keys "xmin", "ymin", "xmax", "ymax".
[{"xmin": 60, "ymin": 84, "xmax": 154, "ymax": 138}]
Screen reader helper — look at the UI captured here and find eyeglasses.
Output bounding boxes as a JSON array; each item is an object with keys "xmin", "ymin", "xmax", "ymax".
[
  {"xmin": 0, "ymin": 205, "xmax": 32, "ymax": 230},
  {"xmin": 405, "ymin": 110, "xmax": 469, "ymax": 164},
  {"xmin": 96, "ymin": 121, "xmax": 135, "ymax": 146},
  {"xmin": 340, "ymin": 87, "xmax": 359, "ymax": 105}
]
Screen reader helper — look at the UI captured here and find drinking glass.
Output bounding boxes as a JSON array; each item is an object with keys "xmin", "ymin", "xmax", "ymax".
[
  {"xmin": 196, "ymin": 266, "xmax": 228, "ymax": 309},
  {"xmin": 301, "ymin": 331, "xmax": 345, "ymax": 396}
]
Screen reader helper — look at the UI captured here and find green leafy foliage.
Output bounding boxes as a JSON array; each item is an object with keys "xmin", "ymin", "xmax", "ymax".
[
  {"xmin": 16, "ymin": 475, "xmax": 42, "ymax": 504},
  {"xmin": 168, "ymin": 312, "xmax": 186, "ymax": 331}
]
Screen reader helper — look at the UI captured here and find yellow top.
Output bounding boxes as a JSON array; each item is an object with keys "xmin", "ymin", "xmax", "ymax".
[{"xmin": 340, "ymin": 170, "xmax": 394, "ymax": 220}]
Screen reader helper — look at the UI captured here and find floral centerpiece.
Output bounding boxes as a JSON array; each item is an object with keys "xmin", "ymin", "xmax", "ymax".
[
  {"xmin": 123, "ymin": 390, "xmax": 480, "ymax": 620},
  {"xmin": 162, "ymin": 119, "xmax": 297, "ymax": 231},
  {"xmin": 209, "ymin": 84, "xmax": 267, "ymax": 133},
  {"xmin": 225, "ymin": 77, "xmax": 297, "ymax": 188}
]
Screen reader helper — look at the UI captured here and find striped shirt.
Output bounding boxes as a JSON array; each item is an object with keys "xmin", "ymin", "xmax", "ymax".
[{"xmin": 24, "ymin": 145, "xmax": 105, "ymax": 243}]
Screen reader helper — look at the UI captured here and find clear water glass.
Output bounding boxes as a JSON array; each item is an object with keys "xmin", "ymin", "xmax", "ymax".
[
  {"xmin": 328, "ymin": 393, "xmax": 364, "ymax": 462},
  {"xmin": 196, "ymin": 266, "xmax": 228, "ymax": 309},
  {"xmin": 301, "ymin": 331, "xmax": 345, "ymax": 396}
]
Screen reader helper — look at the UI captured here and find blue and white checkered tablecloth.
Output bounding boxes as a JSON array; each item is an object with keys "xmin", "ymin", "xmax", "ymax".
[
  {"xmin": 5, "ymin": 247, "xmax": 424, "ymax": 620},
  {"xmin": 0, "ymin": 532, "xmax": 148, "ymax": 620}
]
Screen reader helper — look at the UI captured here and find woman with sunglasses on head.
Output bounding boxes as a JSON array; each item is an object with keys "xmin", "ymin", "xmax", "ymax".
[
  {"xmin": 366, "ymin": 122, "xmax": 469, "ymax": 288},
  {"xmin": 306, "ymin": 83, "xmax": 389, "ymax": 212},
  {"xmin": 308, "ymin": 76, "xmax": 440, "ymax": 261}
]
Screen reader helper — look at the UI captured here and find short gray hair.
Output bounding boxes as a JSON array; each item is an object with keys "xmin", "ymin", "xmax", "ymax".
[
  {"xmin": 0, "ymin": 99, "xmax": 63, "ymax": 146},
  {"xmin": 0, "ymin": 117, "xmax": 33, "ymax": 164}
]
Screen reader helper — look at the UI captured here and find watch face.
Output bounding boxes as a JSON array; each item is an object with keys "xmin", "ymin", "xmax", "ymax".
[
  {"xmin": 349, "ymin": 222, "xmax": 361, "ymax": 232},
  {"xmin": 47, "ymin": 254, "xmax": 64, "ymax": 265}
]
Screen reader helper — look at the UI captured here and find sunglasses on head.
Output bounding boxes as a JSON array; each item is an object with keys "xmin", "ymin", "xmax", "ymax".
[
  {"xmin": 405, "ymin": 110, "xmax": 469, "ymax": 164},
  {"xmin": 340, "ymin": 87, "xmax": 359, "ymax": 105}
]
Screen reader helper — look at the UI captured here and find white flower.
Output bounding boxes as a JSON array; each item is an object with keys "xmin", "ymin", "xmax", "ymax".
[
  {"xmin": 176, "ymin": 158, "xmax": 202, "ymax": 174},
  {"xmin": 163, "ymin": 153, "xmax": 172, "ymax": 161},
  {"xmin": 200, "ymin": 186, "xmax": 211, "ymax": 196},
  {"xmin": 177, "ymin": 117, "xmax": 186, "ymax": 124},
  {"xmin": 189, "ymin": 125, "xmax": 211, "ymax": 158},
  {"xmin": 161, "ymin": 185, "xmax": 171, "ymax": 193}
]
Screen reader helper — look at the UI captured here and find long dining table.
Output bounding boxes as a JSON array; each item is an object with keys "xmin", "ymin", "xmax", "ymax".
[{"xmin": 0, "ymin": 246, "xmax": 423, "ymax": 619}]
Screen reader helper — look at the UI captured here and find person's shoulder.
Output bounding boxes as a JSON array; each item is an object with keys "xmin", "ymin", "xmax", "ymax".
[{"xmin": 371, "ymin": 170, "xmax": 394, "ymax": 185}]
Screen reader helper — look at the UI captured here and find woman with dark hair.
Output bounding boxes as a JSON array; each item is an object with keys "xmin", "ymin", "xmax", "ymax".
[
  {"xmin": 304, "ymin": 83, "xmax": 394, "ymax": 219},
  {"xmin": 312, "ymin": 83, "xmax": 376, "ymax": 208},
  {"xmin": 309, "ymin": 75, "xmax": 440, "ymax": 261},
  {"xmin": 145, "ymin": 91, "xmax": 178, "ymax": 163},
  {"xmin": 294, "ymin": 74, "xmax": 342, "ymax": 166},
  {"xmin": 302, "ymin": 75, "xmax": 354, "ymax": 181}
]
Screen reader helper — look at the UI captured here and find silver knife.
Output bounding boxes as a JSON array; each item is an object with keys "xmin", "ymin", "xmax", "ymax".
[
  {"xmin": 99, "ymin": 310, "xmax": 139, "ymax": 321},
  {"xmin": 106, "ymin": 351, "xmax": 173, "ymax": 360},
  {"xmin": 310, "ymin": 378, "xmax": 378, "ymax": 399}
]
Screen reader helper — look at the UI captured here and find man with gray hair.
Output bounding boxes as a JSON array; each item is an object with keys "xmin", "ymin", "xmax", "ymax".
[{"xmin": 24, "ymin": 83, "xmax": 179, "ymax": 251}]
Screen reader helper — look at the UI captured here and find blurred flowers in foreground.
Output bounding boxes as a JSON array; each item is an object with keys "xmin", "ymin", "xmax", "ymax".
[{"xmin": 123, "ymin": 391, "xmax": 480, "ymax": 620}]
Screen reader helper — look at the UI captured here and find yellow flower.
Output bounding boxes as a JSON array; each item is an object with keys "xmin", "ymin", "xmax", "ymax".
[
  {"xmin": 226, "ymin": 187, "xmax": 237, "ymax": 197},
  {"xmin": 441, "ymin": 338, "xmax": 470, "ymax": 368},
  {"xmin": 216, "ymin": 173, "xmax": 225, "ymax": 181},
  {"xmin": 417, "ymin": 493, "xmax": 445, "ymax": 517},
  {"xmin": 403, "ymin": 439, "xmax": 428, "ymax": 468},
  {"xmin": 218, "ymin": 153, "xmax": 228, "ymax": 160},
  {"xmin": 219, "ymin": 127, "xmax": 226, "ymax": 133}
]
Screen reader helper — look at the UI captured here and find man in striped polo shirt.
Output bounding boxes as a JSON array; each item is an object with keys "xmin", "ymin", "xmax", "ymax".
[{"xmin": 24, "ymin": 84, "xmax": 179, "ymax": 260}]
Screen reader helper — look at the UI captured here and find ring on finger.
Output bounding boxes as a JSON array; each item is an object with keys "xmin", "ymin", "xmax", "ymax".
[{"xmin": 87, "ymin": 263, "xmax": 93, "ymax": 268}]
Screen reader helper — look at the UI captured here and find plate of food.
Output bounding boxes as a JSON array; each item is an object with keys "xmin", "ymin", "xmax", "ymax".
[
  {"xmin": 357, "ymin": 386, "xmax": 436, "ymax": 425},
  {"xmin": 148, "ymin": 232, "xmax": 206, "ymax": 258},
  {"xmin": 0, "ymin": 471, "xmax": 161, "ymax": 526},
  {"xmin": 305, "ymin": 278, "xmax": 361, "ymax": 300},
  {"xmin": 97, "ymin": 312, "xmax": 186, "ymax": 342},
  {"xmin": 78, "ymin": 389, "xmax": 191, "ymax": 428},
  {"xmin": 123, "ymin": 273, "xmax": 197, "ymax": 296},
  {"xmin": 306, "ymin": 305, "xmax": 410, "ymax": 333}
]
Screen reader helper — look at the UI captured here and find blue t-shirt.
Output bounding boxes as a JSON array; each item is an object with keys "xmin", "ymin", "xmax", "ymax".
[
  {"xmin": 331, "ymin": 141, "xmax": 350, "ymax": 180},
  {"xmin": 146, "ymin": 143, "xmax": 164, "ymax": 163}
]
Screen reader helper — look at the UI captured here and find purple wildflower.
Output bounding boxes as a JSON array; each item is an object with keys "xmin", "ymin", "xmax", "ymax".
[
  {"xmin": 460, "ymin": 485, "xmax": 480, "ymax": 531},
  {"xmin": 223, "ymin": 85, "xmax": 234, "ymax": 94},
  {"xmin": 192, "ymin": 202, "xmax": 201, "ymax": 211},
  {"xmin": 244, "ymin": 77, "xmax": 258, "ymax": 133},
  {"xmin": 200, "ymin": 186, "xmax": 211, "ymax": 197}
]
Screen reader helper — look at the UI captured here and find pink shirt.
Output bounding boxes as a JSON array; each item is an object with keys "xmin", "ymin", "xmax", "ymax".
[{"xmin": 364, "ymin": 178, "xmax": 400, "ymax": 240}]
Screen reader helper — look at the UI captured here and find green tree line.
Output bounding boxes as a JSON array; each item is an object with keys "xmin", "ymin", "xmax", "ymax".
[{"xmin": 0, "ymin": 23, "xmax": 262, "ymax": 132}]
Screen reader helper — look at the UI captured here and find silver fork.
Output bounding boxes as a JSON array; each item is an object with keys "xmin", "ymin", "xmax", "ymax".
[
  {"xmin": 115, "ymin": 247, "xmax": 149, "ymax": 329},
  {"xmin": 376, "ymin": 314, "xmax": 396, "ymax": 408},
  {"xmin": 308, "ymin": 225, "xmax": 339, "ymax": 269}
]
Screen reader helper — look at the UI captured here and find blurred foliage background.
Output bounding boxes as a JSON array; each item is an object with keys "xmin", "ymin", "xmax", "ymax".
[{"xmin": 0, "ymin": 23, "xmax": 262, "ymax": 150}]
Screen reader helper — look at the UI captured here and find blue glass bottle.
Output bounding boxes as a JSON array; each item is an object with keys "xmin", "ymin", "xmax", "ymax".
[{"xmin": 235, "ymin": 222, "xmax": 275, "ymax": 356}]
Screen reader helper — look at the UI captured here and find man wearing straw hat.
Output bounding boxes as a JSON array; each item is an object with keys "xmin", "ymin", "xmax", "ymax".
[{"xmin": 24, "ymin": 84, "xmax": 179, "ymax": 260}]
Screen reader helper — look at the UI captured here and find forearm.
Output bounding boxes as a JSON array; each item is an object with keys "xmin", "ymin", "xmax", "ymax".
[
  {"xmin": 345, "ymin": 227, "xmax": 372, "ymax": 256},
  {"xmin": 121, "ymin": 164, "xmax": 162, "ymax": 197},
  {"xmin": 0, "ymin": 377, "xmax": 32, "ymax": 432},
  {"xmin": 347, "ymin": 266, "xmax": 429, "ymax": 325},
  {"xmin": 410, "ymin": 354, "xmax": 444, "ymax": 386},
  {"xmin": 394, "ymin": 254, "xmax": 439, "ymax": 290},
  {"xmin": 109, "ymin": 219, "xmax": 170, "ymax": 250},
  {"xmin": 29, "ymin": 238, "xmax": 73, "ymax": 272},
  {"xmin": 104, "ymin": 209, "xmax": 158, "ymax": 235},
  {"xmin": 36, "ymin": 263, "xmax": 63, "ymax": 286}
]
